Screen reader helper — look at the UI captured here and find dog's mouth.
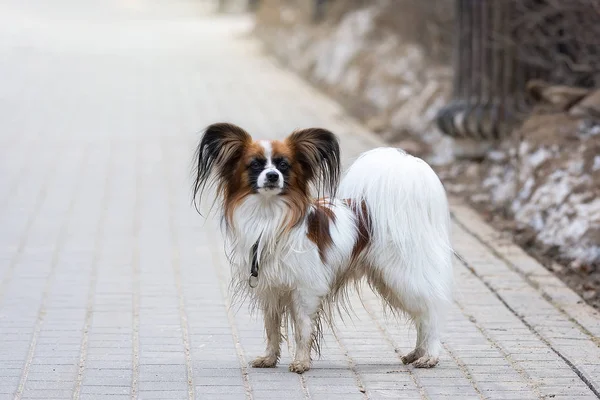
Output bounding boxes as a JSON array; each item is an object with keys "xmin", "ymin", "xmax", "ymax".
[
  {"xmin": 262, "ymin": 183, "xmax": 280, "ymax": 189},
  {"xmin": 257, "ymin": 183, "xmax": 283, "ymax": 195}
]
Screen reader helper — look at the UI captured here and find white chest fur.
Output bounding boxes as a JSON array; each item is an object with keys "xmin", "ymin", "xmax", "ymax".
[{"xmin": 226, "ymin": 196, "xmax": 357, "ymax": 295}]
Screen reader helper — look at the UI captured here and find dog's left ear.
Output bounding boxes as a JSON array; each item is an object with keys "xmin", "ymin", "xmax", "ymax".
[{"xmin": 285, "ymin": 128, "xmax": 341, "ymax": 197}]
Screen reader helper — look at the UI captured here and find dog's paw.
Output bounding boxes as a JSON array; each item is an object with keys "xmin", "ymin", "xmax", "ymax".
[
  {"xmin": 401, "ymin": 348, "xmax": 424, "ymax": 365},
  {"xmin": 288, "ymin": 360, "xmax": 311, "ymax": 374},
  {"xmin": 412, "ymin": 356, "xmax": 439, "ymax": 368},
  {"xmin": 251, "ymin": 355, "xmax": 278, "ymax": 368}
]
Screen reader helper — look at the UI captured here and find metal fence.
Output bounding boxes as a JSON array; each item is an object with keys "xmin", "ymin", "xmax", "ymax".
[{"xmin": 435, "ymin": 0, "xmax": 600, "ymax": 141}]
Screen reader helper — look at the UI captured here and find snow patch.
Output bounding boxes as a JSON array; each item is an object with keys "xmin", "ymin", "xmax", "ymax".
[
  {"xmin": 490, "ymin": 138, "xmax": 600, "ymax": 267},
  {"xmin": 529, "ymin": 147, "xmax": 551, "ymax": 168}
]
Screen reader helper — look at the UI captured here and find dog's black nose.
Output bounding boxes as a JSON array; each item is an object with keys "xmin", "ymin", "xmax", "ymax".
[{"xmin": 266, "ymin": 171, "xmax": 279, "ymax": 183}]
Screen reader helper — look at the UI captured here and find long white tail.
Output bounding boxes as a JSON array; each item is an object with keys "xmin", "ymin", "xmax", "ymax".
[{"xmin": 339, "ymin": 147, "xmax": 453, "ymax": 288}]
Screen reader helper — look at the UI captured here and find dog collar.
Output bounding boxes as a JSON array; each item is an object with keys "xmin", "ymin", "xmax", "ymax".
[{"xmin": 249, "ymin": 241, "xmax": 259, "ymax": 288}]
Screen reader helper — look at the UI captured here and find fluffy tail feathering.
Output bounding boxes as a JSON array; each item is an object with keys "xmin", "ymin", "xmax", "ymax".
[{"xmin": 339, "ymin": 147, "xmax": 453, "ymax": 301}]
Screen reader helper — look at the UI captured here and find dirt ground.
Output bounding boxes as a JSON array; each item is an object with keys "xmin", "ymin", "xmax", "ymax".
[{"xmin": 439, "ymin": 106, "xmax": 600, "ymax": 309}]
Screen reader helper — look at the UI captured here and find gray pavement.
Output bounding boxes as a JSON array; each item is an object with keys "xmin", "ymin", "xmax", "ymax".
[{"xmin": 0, "ymin": 1, "xmax": 599, "ymax": 399}]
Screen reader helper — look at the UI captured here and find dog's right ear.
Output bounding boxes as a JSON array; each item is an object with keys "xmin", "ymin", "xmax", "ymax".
[{"xmin": 192, "ymin": 123, "xmax": 251, "ymax": 211}]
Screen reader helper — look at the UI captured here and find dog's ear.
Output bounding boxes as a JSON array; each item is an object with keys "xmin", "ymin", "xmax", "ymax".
[
  {"xmin": 285, "ymin": 128, "xmax": 340, "ymax": 198},
  {"xmin": 192, "ymin": 123, "xmax": 251, "ymax": 211}
]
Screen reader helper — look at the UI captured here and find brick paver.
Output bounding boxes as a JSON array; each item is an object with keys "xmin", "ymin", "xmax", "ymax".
[{"xmin": 0, "ymin": 1, "xmax": 599, "ymax": 399}]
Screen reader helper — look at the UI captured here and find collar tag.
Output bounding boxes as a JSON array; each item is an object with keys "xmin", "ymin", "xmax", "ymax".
[{"xmin": 248, "ymin": 275, "xmax": 258, "ymax": 288}]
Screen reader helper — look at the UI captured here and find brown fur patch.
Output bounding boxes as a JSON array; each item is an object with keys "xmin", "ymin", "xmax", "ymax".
[
  {"xmin": 281, "ymin": 192, "xmax": 311, "ymax": 232},
  {"xmin": 275, "ymin": 139, "xmax": 312, "ymax": 232},
  {"xmin": 306, "ymin": 200, "xmax": 336, "ymax": 263},
  {"xmin": 271, "ymin": 140, "xmax": 294, "ymax": 160},
  {"xmin": 243, "ymin": 141, "xmax": 266, "ymax": 162},
  {"xmin": 344, "ymin": 199, "xmax": 371, "ymax": 261},
  {"xmin": 222, "ymin": 141, "xmax": 266, "ymax": 227}
]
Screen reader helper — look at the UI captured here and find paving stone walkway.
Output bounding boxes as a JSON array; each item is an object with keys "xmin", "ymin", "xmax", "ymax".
[{"xmin": 0, "ymin": 1, "xmax": 599, "ymax": 399}]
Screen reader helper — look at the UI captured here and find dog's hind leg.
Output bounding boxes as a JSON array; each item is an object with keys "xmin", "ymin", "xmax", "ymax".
[
  {"xmin": 251, "ymin": 306, "xmax": 282, "ymax": 368},
  {"xmin": 401, "ymin": 308, "xmax": 443, "ymax": 368},
  {"xmin": 368, "ymin": 269, "xmax": 447, "ymax": 369}
]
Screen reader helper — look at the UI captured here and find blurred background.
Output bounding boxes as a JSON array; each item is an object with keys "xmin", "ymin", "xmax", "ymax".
[
  {"xmin": 0, "ymin": 1, "xmax": 598, "ymax": 397},
  {"xmin": 215, "ymin": 0, "xmax": 600, "ymax": 309}
]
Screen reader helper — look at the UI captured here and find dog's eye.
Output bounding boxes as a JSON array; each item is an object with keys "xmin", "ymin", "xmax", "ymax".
[
  {"xmin": 249, "ymin": 160, "xmax": 262, "ymax": 170},
  {"xmin": 278, "ymin": 160, "xmax": 289, "ymax": 171}
]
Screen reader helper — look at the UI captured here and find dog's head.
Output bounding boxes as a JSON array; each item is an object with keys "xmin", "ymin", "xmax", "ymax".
[{"xmin": 192, "ymin": 123, "xmax": 340, "ymax": 226}]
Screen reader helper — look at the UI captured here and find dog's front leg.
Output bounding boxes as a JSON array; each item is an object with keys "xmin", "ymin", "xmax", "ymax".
[
  {"xmin": 251, "ymin": 307, "xmax": 282, "ymax": 368},
  {"xmin": 289, "ymin": 290, "xmax": 320, "ymax": 374}
]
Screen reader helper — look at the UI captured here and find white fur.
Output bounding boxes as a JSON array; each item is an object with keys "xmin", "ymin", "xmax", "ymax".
[
  {"xmin": 228, "ymin": 196, "xmax": 355, "ymax": 298},
  {"xmin": 260, "ymin": 140, "xmax": 273, "ymax": 161},
  {"xmin": 224, "ymin": 147, "xmax": 453, "ymax": 372}
]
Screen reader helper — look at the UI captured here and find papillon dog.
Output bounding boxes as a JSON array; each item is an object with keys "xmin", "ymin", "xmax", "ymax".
[{"xmin": 192, "ymin": 123, "xmax": 453, "ymax": 373}]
